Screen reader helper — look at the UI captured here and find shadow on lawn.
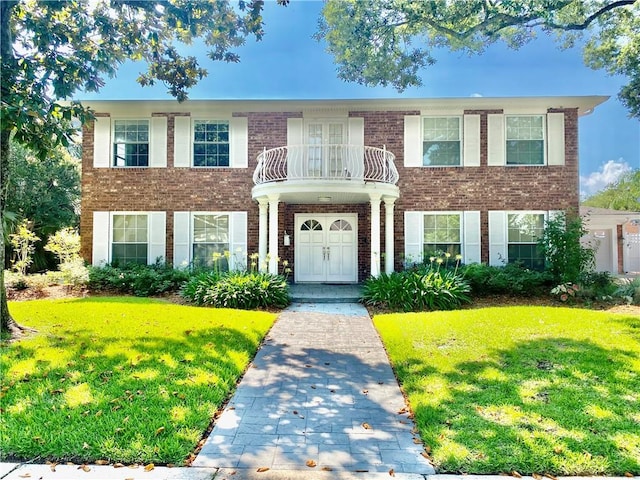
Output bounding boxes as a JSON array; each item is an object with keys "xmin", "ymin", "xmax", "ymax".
[
  {"xmin": 0, "ymin": 323, "xmax": 265, "ymax": 465},
  {"xmin": 405, "ymin": 323, "xmax": 640, "ymax": 475}
]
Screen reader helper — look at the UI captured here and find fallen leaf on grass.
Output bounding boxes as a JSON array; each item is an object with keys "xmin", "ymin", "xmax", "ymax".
[
  {"xmin": 413, "ymin": 437, "xmax": 422, "ymax": 444},
  {"xmin": 625, "ymin": 473, "xmax": 634, "ymax": 478},
  {"xmin": 155, "ymin": 426, "xmax": 165, "ymax": 435},
  {"xmin": 544, "ymin": 474, "xmax": 557, "ymax": 480},
  {"xmin": 533, "ymin": 474, "xmax": 542, "ymax": 480},
  {"xmin": 79, "ymin": 465, "xmax": 91, "ymax": 472},
  {"xmin": 113, "ymin": 463, "xmax": 125, "ymax": 468},
  {"xmin": 511, "ymin": 471, "xmax": 522, "ymax": 478},
  {"xmin": 95, "ymin": 460, "xmax": 109, "ymax": 465},
  {"xmin": 144, "ymin": 464, "xmax": 155, "ymax": 471},
  {"xmin": 306, "ymin": 459, "xmax": 317, "ymax": 468},
  {"xmin": 257, "ymin": 467, "xmax": 270, "ymax": 472}
]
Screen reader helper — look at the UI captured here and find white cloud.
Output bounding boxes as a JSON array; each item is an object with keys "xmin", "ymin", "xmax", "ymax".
[
  {"xmin": 580, "ymin": 159, "xmax": 632, "ymax": 198},
  {"xmin": 470, "ymin": 93, "xmax": 483, "ymax": 97}
]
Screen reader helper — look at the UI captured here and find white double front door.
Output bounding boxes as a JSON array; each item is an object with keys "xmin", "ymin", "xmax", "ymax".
[{"xmin": 295, "ymin": 213, "xmax": 358, "ymax": 283}]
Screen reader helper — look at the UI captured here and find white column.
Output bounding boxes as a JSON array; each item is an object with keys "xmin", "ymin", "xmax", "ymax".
[
  {"xmin": 268, "ymin": 195, "xmax": 280, "ymax": 275},
  {"xmin": 258, "ymin": 199, "xmax": 268, "ymax": 272},
  {"xmin": 384, "ymin": 197, "xmax": 396, "ymax": 274},
  {"xmin": 370, "ymin": 193, "xmax": 382, "ymax": 277}
]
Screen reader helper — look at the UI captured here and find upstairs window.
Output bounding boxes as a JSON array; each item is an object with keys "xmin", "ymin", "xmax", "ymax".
[
  {"xmin": 507, "ymin": 213, "xmax": 545, "ymax": 269},
  {"xmin": 113, "ymin": 120, "xmax": 149, "ymax": 167},
  {"xmin": 422, "ymin": 117, "xmax": 461, "ymax": 166},
  {"xmin": 423, "ymin": 213, "xmax": 461, "ymax": 257},
  {"xmin": 193, "ymin": 120, "xmax": 230, "ymax": 167},
  {"xmin": 506, "ymin": 115, "xmax": 544, "ymax": 165},
  {"xmin": 112, "ymin": 214, "xmax": 148, "ymax": 265}
]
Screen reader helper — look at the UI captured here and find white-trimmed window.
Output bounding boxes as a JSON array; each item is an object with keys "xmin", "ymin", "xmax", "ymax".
[
  {"xmin": 91, "ymin": 211, "xmax": 166, "ymax": 266},
  {"xmin": 193, "ymin": 120, "xmax": 230, "ymax": 167},
  {"xmin": 173, "ymin": 117, "xmax": 247, "ymax": 168},
  {"xmin": 422, "ymin": 117, "xmax": 461, "ymax": 166},
  {"xmin": 405, "ymin": 211, "xmax": 481, "ymax": 265},
  {"xmin": 173, "ymin": 211, "xmax": 247, "ymax": 270},
  {"xmin": 423, "ymin": 213, "xmax": 461, "ymax": 257},
  {"xmin": 192, "ymin": 214, "xmax": 230, "ymax": 269},
  {"xmin": 113, "ymin": 120, "xmax": 149, "ymax": 167},
  {"xmin": 489, "ymin": 210, "xmax": 551, "ymax": 269},
  {"xmin": 506, "ymin": 115, "xmax": 545, "ymax": 165},
  {"xmin": 112, "ymin": 213, "xmax": 148, "ymax": 264},
  {"xmin": 507, "ymin": 212, "xmax": 545, "ymax": 269}
]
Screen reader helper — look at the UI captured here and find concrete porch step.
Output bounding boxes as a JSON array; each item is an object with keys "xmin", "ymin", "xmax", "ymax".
[{"xmin": 289, "ymin": 283, "xmax": 363, "ymax": 304}]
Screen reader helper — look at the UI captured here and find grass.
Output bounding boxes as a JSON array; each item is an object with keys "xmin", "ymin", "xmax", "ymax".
[
  {"xmin": 0, "ymin": 297, "xmax": 276, "ymax": 465},
  {"xmin": 374, "ymin": 306, "xmax": 640, "ymax": 476}
]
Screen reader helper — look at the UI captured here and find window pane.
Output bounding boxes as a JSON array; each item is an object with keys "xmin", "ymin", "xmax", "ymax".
[
  {"xmin": 508, "ymin": 244, "xmax": 545, "ymax": 270},
  {"xmin": 112, "ymin": 120, "xmax": 149, "ymax": 167},
  {"xmin": 423, "ymin": 141, "xmax": 461, "ymax": 166},
  {"xmin": 506, "ymin": 140, "xmax": 544, "ymax": 165},
  {"xmin": 507, "ymin": 213, "xmax": 545, "ymax": 270},
  {"xmin": 193, "ymin": 121, "xmax": 230, "ymax": 167},
  {"xmin": 422, "ymin": 117, "xmax": 460, "ymax": 166},
  {"xmin": 192, "ymin": 244, "xmax": 229, "ymax": 270},
  {"xmin": 424, "ymin": 214, "xmax": 461, "ymax": 254}
]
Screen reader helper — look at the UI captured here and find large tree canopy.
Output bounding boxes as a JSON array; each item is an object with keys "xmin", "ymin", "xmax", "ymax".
[
  {"xmin": 317, "ymin": 0, "xmax": 640, "ymax": 118},
  {"xmin": 582, "ymin": 169, "xmax": 640, "ymax": 210},
  {"xmin": 0, "ymin": 0, "xmax": 285, "ymax": 330}
]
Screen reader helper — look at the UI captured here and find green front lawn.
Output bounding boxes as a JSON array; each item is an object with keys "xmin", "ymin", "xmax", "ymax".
[
  {"xmin": 375, "ymin": 306, "xmax": 640, "ymax": 475},
  {"xmin": 0, "ymin": 297, "xmax": 276, "ymax": 465}
]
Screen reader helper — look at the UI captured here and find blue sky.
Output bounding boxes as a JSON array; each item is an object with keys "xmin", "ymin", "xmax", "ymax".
[{"xmin": 83, "ymin": 0, "xmax": 639, "ymax": 197}]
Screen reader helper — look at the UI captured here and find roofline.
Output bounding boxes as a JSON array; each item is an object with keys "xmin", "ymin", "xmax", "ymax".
[{"xmin": 74, "ymin": 95, "xmax": 609, "ymax": 116}]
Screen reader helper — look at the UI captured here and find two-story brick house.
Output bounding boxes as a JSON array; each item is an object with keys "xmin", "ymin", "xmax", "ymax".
[{"xmin": 80, "ymin": 96, "xmax": 607, "ymax": 282}]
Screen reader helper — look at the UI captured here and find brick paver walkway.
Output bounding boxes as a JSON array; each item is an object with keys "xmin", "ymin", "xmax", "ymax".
[{"xmin": 194, "ymin": 303, "xmax": 435, "ymax": 474}]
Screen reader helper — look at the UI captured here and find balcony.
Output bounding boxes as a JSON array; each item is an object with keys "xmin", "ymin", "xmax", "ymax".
[{"xmin": 253, "ymin": 145, "xmax": 399, "ymax": 185}]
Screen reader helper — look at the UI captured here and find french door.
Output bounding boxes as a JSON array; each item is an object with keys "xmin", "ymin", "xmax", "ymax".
[
  {"xmin": 295, "ymin": 213, "xmax": 358, "ymax": 283},
  {"xmin": 306, "ymin": 121, "xmax": 347, "ymax": 178}
]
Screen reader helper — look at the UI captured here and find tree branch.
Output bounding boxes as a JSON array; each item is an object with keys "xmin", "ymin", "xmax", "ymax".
[{"xmin": 545, "ymin": 0, "xmax": 637, "ymax": 31}]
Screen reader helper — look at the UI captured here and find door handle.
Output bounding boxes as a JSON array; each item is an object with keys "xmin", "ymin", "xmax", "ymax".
[{"xmin": 326, "ymin": 246, "xmax": 330, "ymax": 261}]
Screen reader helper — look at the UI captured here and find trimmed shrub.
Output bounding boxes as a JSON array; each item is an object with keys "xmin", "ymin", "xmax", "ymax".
[
  {"xmin": 180, "ymin": 271, "xmax": 222, "ymax": 305},
  {"xmin": 461, "ymin": 262, "xmax": 554, "ymax": 297},
  {"xmin": 362, "ymin": 269, "xmax": 471, "ymax": 312},
  {"xmin": 201, "ymin": 272, "xmax": 291, "ymax": 310},
  {"xmin": 88, "ymin": 262, "xmax": 190, "ymax": 296}
]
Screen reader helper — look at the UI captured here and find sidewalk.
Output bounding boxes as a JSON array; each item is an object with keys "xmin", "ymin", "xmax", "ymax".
[{"xmin": 194, "ymin": 302, "xmax": 434, "ymax": 474}]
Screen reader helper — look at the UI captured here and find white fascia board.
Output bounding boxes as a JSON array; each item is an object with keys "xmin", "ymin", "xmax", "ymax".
[{"xmin": 73, "ymin": 96, "xmax": 609, "ymax": 117}]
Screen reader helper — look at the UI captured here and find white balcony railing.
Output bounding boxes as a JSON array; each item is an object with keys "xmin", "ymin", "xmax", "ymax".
[{"xmin": 253, "ymin": 145, "xmax": 399, "ymax": 185}]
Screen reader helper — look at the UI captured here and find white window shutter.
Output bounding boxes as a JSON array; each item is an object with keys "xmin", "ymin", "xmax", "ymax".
[
  {"xmin": 348, "ymin": 117, "xmax": 364, "ymax": 146},
  {"xmin": 93, "ymin": 117, "xmax": 111, "ymax": 168},
  {"xmin": 403, "ymin": 116, "xmax": 422, "ymax": 167},
  {"xmin": 150, "ymin": 117, "xmax": 167, "ymax": 168},
  {"xmin": 230, "ymin": 212, "xmax": 247, "ymax": 270},
  {"xmin": 404, "ymin": 211, "xmax": 424, "ymax": 266},
  {"xmin": 463, "ymin": 211, "xmax": 481, "ymax": 264},
  {"xmin": 287, "ymin": 118, "xmax": 304, "ymax": 145},
  {"xmin": 488, "ymin": 210, "xmax": 507, "ymax": 266},
  {"xmin": 463, "ymin": 114, "xmax": 481, "ymax": 167},
  {"xmin": 287, "ymin": 118, "xmax": 304, "ymax": 178},
  {"xmin": 547, "ymin": 112, "xmax": 565, "ymax": 166},
  {"xmin": 230, "ymin": 117, "xmax": 248, "ymax": 168},
  {"xmin": 173, "ymin": 212, "xmax": 191, "ymax": 268},
  {"xmin": 487, "ymin": 114, "xmax": 505, "ymax": 166},
  {"xmin": 147, "ymin": 212, "xmax": 166, "ymax": 264},
  {"xmin": 92, "ymin": 211, "xmax": 110, "ymax": 265},
  {"xmin": 174, "ymin": 116, "xmax": 191, "ymax": 168}
]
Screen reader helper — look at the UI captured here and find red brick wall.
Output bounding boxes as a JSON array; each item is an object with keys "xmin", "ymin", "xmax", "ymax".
[{"xmin": 81, "ymin": 106, "xmax": 579, "ymax": 276}]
